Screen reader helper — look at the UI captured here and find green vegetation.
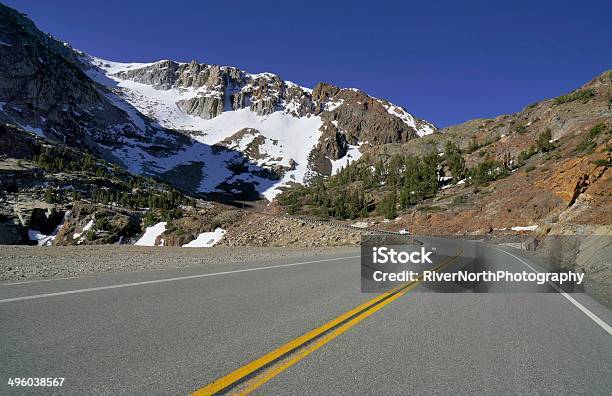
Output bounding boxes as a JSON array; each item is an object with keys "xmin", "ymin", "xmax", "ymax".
[
  {"xmin": 469, "ymin": 160, "xmax": 509, "ymax": 185},
  {"xmin": 142, "ymin": 208, "xmax": 184, "ymax": 229},
  {"xmin": 576, "ymin": 123, "xmax": 607, "ymax": 154},
  {"xmin": 591, "ymin": 158, "xmax": 610, "ymax": 167},
  {"xmin": 278, "ymin": 139, "xmax": 513, "ymax": 219},
  {"xmin": 517, "ymin": 145, "xmax": 537, "ymax": 165},
  {"xmin": 143, "ymin": 212, "xmax": 158, "ymax": 228},
  {"xmin": 278, "ymin": 151, "xmax": 441, "ymax": 220},
  {"xmin": 418, "ymin": 205, "xmax": 443, "ymax": 212},
  {"xmin": 43, "ymin": 186, "xmax": 59, "ymax": 204},
  {"xmin": 444, "ymin": 141, "xmax": 466, "ymax": 182},
  {"xmin": 536, "ymin": 129, "xmax": 554, "ymax": 153},
  {"xmin": 553, "ymin": 88, "xmax": 595, "ymax": 105},
  {"xmin": 466, "ymin": 138, "xmax": 479, "ymax": 154},
  {"xmin": 33, "ymin": 146, "xmax": 196, "ymax": 210},
  {"xmin": 378, "ymin": 190, "xmax": 397, "ymax": 219}
]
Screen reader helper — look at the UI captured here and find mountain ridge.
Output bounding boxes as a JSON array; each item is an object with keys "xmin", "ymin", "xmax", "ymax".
[{"xmin": 0, "ymin": 2, "xmax": 436, "ymax": 202}]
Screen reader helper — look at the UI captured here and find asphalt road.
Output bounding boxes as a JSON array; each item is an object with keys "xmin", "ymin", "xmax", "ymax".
[{"xmin": 1, "ymin": 238, "xmax": 611, "ymax": 395}]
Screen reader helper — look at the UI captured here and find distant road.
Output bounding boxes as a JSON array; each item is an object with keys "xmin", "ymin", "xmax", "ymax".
[{"xmin": 1, "ymin": 238, "xmax": 611, "ymax": 394}]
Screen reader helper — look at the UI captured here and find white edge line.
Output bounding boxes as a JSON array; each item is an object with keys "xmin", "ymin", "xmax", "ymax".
[
  {"xmin": 0, "ymin": 255, "xmax": 361, "ymax": 304},
  {"xmin": 491, "ymin": 246, "xmax": 612, "ymax": 336}
]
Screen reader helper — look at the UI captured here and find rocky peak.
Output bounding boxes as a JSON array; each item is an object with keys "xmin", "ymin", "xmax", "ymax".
[{"xmin": 1, "ymin": 1, "xmax": 439, "ymax": 202}]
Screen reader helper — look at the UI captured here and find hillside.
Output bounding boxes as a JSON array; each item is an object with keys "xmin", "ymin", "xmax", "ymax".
[
  {"xmin": 0, "ymin": 123, "xmax": 196, "ymax": 245},
  {"xmin": 0, "ymin": 123, "xmax": 364, "ymax": 248},
  {"xmin": 277, "ymin": 71, "xmax": 611, "ymax": 235}
]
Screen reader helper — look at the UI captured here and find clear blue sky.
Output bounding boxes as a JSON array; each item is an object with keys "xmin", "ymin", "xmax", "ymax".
[{"xmin": 5, "ymin": 0, "xmax": 611, "ymax": 127}]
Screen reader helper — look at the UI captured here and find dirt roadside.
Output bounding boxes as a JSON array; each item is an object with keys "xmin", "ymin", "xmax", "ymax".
[{"xmin": 0, "ymin": 245, "xmax": 359, "ymax": 283}]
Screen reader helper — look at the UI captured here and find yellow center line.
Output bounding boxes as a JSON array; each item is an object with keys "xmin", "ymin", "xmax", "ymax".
[{"xmin": 193, "ymin": 248, "xmax": 463, "ymax": 395}]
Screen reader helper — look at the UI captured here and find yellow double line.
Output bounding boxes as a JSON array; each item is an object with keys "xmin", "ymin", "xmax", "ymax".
[{"xmin": 193, "ymin": 247, "xmax": 463, "ymax": 395}]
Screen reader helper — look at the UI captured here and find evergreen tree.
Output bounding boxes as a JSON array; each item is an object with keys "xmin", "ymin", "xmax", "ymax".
[
  {"xmin": 444, "ymin": 141, "xmax": 466, "ymax": 182},
  {"xmin": 536, "ymin": 129, "xmax": 554, "ymax": 152}
]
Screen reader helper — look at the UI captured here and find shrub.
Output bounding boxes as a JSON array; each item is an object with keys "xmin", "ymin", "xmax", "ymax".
[
  {"xmin": 470, "ymin": 160, "xmax": 509, "ymax": 185},
  {"xmin": 444, "ymin": 141, "xmax": 466, "ymax": 182},
  {"xmin": 466, "ymin": 138, "xmax": 480, "ymax": 154},
  {"xmin": 143, "ymin": 212, "xmax": 158, "ymax": 228},
  {"xmin": 94, "ymin": 217, "xmax": 110, "ymax": 231},
  {"xmin": 86, "ymin": 229, "xmax": 96, "ymax": 241},
  {"xmin": 553, "ymin": 89, "xmax": 595, "ymax": 105},
  {"xmin": 576, "ymin": 123, "xmax": 607, "ymax": 153},
  {"xmin": 165, "ymin": 221, "xmax": 178, "ymax": 234},
  {"xmin": 591, "ymin": 158, "xmax": 610, "ymax": 167},
  {"xmin": 43, "ymin": 187, "xmax": 58, "ymax": 203},
  {"xmin": 419, "ymin": 205, "xmax": 443, "ymax": 212},
  {"xmin": 536, "ymin": 129, "xmax": 554, "ymax": 153},
  {"xmin": 161, "ymin": 208, "xmax": 183, "ymax": 222},
  {"xmin": 518, "ymin": 145, "xmax": 537, "ymax": 164}
]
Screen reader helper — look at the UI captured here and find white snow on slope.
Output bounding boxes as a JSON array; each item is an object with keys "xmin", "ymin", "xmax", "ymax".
[
  {"xmin": 135, "ymin": 222, "xmax": 167, "ymax": 246},
  {"xmin": 87, "ymin": 57, "xmax": 156, "ymax": 77},
  {"xmin": 28, "ymin": 214, "xmax": 67, "ymax": 246},
  {"xmin": 73, "ymin": 219, "xmax": 94, "ymax": 239},
  {"xmin": 88, "ymin": 57, "xmax": 433, "ymax": 200},
  {"xmin": 16, "ymin": 123, "xmax": 44, "ymax": 137},
  {"xmin": 511, "ymin": 225, "xmax": 538, "ymax": 231},
  {"xmin": 28, "ymin": 229, "xmax": 57, "ymax": 246},
  {"xmin": 182, "ymin": 228, "xmax": 226, "ymax": 247},
  {"xmin": 379, "ymin": 101, "xmax": 435, "ymax": 137},
  {"xmin": 95, "ymin": 66, "xmax": 323, "ymax": 200},
  {"xmin": 330, "ymin": 143, "xmax": 363, "ymax": 175}
]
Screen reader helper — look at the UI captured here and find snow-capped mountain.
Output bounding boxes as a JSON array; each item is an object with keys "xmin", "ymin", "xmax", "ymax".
[
  {"xmin": 83, "ymin": 57, "xmax": 436, "ymax": 199},
  {"xmin": 0, "ymin": 3, "xmax": 437, "ymax": 201}
]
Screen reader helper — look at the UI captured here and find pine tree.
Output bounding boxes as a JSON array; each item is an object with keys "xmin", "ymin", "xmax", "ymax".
[{"xmin": 444, "ymin": 141, "xmax": 466, "ymax": 182}]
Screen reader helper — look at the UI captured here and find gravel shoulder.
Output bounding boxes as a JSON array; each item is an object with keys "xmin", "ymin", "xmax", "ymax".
[{"xmin": 0, "ymin": 245, "xmax": 359, "ymax": 283}]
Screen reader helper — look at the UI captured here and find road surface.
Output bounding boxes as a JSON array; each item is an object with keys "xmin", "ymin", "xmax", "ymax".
[{"xmin": 1, "ymin": 238, "xmax": 611, "ymax": 395}]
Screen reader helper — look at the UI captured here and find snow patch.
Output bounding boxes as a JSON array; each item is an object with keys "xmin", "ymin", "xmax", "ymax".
[
  {"xmin": 325, "ymin": 99, "xmax": 344, "ymax": 112},
  {"xmin": 28, "ymin": 229, "xmax": 60, "ymax": 246},
  {"xmin": 135, "ymin": 222, "xmax": 167, "ymax": 246},
  {"xmin": 330, "ymin": 143, "xmax": 363, "ymax": 175},
  {"xmin": 28, "ymin": 214, "xmax": 66, "ymax": 246},
  {"xmin": 182, "ymin": 228, "xmax": 226, "ymax": 247},
  {"xmin": 16, "ymin": 123, "xmax": 44, "ymax": 137},
  {"xmin": 378, "ymin": 100, "xmax": 435, "ymax": 137},
  {"xmin": 73, "ymin": 219, "xmax": 94, "ymax": 240},
  {"xmin": 511, "ymin": 225, "xmax": 538, "ymax": 232}
]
